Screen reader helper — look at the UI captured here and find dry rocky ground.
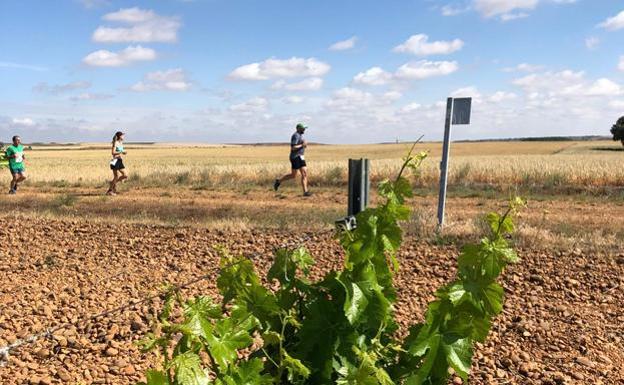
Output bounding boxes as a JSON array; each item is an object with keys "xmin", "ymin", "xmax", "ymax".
[{"xmin": 0, "ymin": 216, "xmax": 622, "ymax": 385}]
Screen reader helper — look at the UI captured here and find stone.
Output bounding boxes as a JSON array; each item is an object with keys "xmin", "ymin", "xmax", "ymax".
[
  {"xmin": 576, "ymin": 356, "xmax": 595, "ymax": 368},
  {"xmin": 105, "ymin": 347, "xmax": 119, "ymax": 357},
  {"xmin": 122, "ymin": 365, "xmax": 136, "ymax": 376}
]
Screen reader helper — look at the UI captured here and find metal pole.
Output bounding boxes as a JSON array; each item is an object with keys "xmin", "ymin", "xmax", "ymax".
[
  {"xmin": 437, "ymin": 98, "xmax": 453, "ymax": 227},
  {"xmin": 348, "ymin": 159, "xmax": 356, "ymax": 216},
  {"xmin": 347, "ymin": 158, "xmax": 370, "ymax": 217},
  {"xmin": 363, "ymin": 159, "xmax": 370, "ymax": 209}
]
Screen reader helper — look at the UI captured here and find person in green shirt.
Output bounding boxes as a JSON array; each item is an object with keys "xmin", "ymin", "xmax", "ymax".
[{"xmin": 6, "ymin": 135, "xmax": 27, "ymax": 194}]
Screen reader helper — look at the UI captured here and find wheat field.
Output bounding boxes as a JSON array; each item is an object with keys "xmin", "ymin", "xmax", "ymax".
[{"xmin": 11, "ymin": 140, "xmax": 624, "ymax": 192}]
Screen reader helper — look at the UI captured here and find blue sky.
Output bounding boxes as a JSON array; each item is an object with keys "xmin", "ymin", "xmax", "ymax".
[{"xmin": 1, "ymin": 0, "xmax": 623, "ymax": 143}]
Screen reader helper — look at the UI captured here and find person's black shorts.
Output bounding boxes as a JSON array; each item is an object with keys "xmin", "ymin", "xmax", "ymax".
[
  {"xmin": 110, "ymin": 158, "xmax": 125, "ymax": 170},
  {"xmin": 290, "ymin": 156, "xmax": 306, "ymax": 170}
]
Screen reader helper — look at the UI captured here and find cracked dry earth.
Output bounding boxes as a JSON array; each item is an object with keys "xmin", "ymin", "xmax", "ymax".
[{"xmin": 0, "ymin": 216, "xmax": 622, "ymax": 385}]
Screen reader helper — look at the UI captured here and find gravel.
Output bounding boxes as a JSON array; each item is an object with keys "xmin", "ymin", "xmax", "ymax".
[{"xmin": 0, "ymin": 216, "xmax": 622, "ymax": 384}]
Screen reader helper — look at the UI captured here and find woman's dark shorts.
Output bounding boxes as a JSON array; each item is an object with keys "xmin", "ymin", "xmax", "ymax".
[
  {"xmin": 290, "ymin": 156, "xmax": 306, "ymax": 170},
  {"xmin": 110, "ymin": 158, "xmax": 125, "ymax": 170}
]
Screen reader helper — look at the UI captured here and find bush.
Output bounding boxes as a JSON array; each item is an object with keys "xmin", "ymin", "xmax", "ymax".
[
  {"xmin": 137, "ymin": 148, "xmax": 523, "ymax": 385},
  {"xmin": 610, "ymin": 116, "xmax": 624, "ymax": 146}
]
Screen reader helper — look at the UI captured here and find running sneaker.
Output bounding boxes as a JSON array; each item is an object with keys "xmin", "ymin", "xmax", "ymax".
[
  {"xmin": 8, "ymin": 189, "xmax": 16, "ymax": 195},
  {"xmin": 303, "ymin": 191, "xmax": 313, "ymax": 197},
  {"xmin": 273, "ymin": 179, "xmax": 281, "ymax": 191}
]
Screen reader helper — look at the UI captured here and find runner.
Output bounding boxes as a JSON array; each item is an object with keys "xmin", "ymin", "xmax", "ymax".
[
  {"xmin": 274, "ymin": 123, "xmax": 312, "ymax": 196},
  {"xmin": 106, "ymin": 131, "xmax": 128, "ymax": 196},
  {"xmin": 6, "ymin": 135, "xmax": 27, "ymax": 194}
]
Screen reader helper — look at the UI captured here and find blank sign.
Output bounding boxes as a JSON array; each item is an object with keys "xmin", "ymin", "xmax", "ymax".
[{"xmin": 452, "ymin": 98, "xmax": 472, "ymax": 125}]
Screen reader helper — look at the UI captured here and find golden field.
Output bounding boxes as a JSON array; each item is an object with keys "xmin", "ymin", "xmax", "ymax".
[
  {"xmin": 14, "ymin": 140, "xmax": 624, "ymax": 192},
  {"xmin": 1, "ymin": 140, "xmax": 623, "ymax": 252}
]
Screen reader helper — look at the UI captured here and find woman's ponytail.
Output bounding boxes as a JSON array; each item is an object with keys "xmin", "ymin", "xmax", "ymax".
[{"xmin": 112, "ymin": 131, "xmax": 124, "ymax": 145}]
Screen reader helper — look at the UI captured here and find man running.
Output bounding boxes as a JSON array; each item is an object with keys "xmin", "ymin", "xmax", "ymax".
[
  {"xmin": 6, "ymin": 135, "xmax": 27, "ymax": 194},
  {"xmin": 274, "ymin": 123, "xmax": 312, "ymax": 196}
]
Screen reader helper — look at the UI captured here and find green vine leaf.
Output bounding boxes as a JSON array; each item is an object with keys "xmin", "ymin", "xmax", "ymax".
[{"xmin": 171, "ymin": 352, "xmax": 210, "ymax": 385}]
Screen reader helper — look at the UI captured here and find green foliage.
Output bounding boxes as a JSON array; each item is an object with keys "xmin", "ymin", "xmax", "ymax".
[
  {"xmin": 138, "ymin": 146, "xmax": 523, "ymax": 385},
  {"xmin": 611, "ymin": 115, "xmax": 624, "ymax": 146},
  {"xmin": 0, "ymin": 144, "xmax": 8, "ymax": 169}
]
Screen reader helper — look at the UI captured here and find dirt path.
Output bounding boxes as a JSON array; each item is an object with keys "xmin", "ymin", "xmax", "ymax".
[
  {"xmin": 0, "ymin": 187, "xmax": 623, "ymax": 251},
  {"xmin": 0, "ymin": 217, "xmax": 622, "ymax": 384}
]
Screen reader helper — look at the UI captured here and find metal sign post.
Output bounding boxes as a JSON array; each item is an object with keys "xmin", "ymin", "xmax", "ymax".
[
  {"xmin": 437, "ymin": 97, "xmax": 472, "ymax": 228},
  {"xmin": 348, "ymin": 158, "xmax": 370, "ymax": 217},
  {"xmin": 336, "ymin": 158, "xmax": 370, "ymax": 231}
]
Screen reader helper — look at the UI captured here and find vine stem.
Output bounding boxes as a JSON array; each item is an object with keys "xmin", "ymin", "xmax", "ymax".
[
  {"xmin": 395, "ymin": 135, "xmax": 424, "ymax": 183},
  {"xmin": 494, "ymin": 202, "xmax": 516, "ymax": 239}
]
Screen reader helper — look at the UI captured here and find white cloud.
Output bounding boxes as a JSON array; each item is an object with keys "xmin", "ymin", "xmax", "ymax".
[
  {"xmin": 329, "ymin": 36, "xmax": 357, "ymax": 51},
  {"xmin": 70, "ymin": 93, "xmax": 114, "ymax": 101},
  {"xmin": 513, "ymin": 70, "xmax": 585, "ymax": 94},
  {"xmin": 502, "ymin": 63, "xmax": 544, "ymax": 72},
  {"xmin": 585, "ymin": 37, "xmax": 600, "ymax": 50},
  {"xmin": 353, "ymin": 67, "xmax": 394, "ymax": 86},
  {"xmin": 473, "ymin": 0, "xmax": 538, "ymax": 18},
  {"xmin": 449, "ymin": 87, "xmax": 516, "ymax": 104},
  {"xmin": 489, "ymin": 91, "xmax": 517, "ymax": 102},
  {"xmin": 83, "ymin": 45, "xmax": 156, "ymax": 67},
  {"xmin": 441, "ymin": 4, "xmax": 469, "ymax": 16},
  {"xmin": 585, "ymin": 78, "xmax": 621, "ymax": 96},
  {"xmin": 103, "ymin": 7, "xmax": 157, "ymax": 23},
  {"xmin": 33, "ymin": 81, "xmax": 91, "ymax": 94},
  {"xmin": 451, "ymin": 86, "xmax": 482, "ymax": 99},
  {"xmin": 282, "ymin": 96, "xmax": 304, "ymax": 104},
  {"xmin": 130, "ymin": 68, "xmax": 192, "ymax": 92},
  {"xmin": 395, "ymin": 60, "xmax": 459, "ymax": 80},
  {"xmin": 393, "ymin": 34, "xmax": 464, "ymax": 56},
  {"xmin": 609, "ymin": 100, "xmax": 624, "ymax": 109},
  {"xmin": 228, "ymin": 57, "xmax": 330, "ymax": 81},
  {"xmin": 326, "ymin": 88, "xmax": 375, "ymax": 111},
  {"xmin": 325, "ymin": 88, "xmax": 402, "ymax": 112},
  {"xmin": 383, "ymin": 91, "xmax": 403, "ymax": 102},
  {"xmin": 229, "ymin": 97, "xmax": 269, "ymax": 113},
  {"xmin": 472, "ymin": 0, "xmax": 576, "ymax": 20},
  {"xmin": 398, "ymin": 102, "xmax": 422, "ymax": 113},
  {"xmin": 598, "ymin": 10, "xmax": 624, "ymax": 31},
  {"xmin": 500, "ymin": 12, "xmax": 529, "ymax": 21},
  {"xmin": 92, "ymin": 7, "xmax": 181, "ymax": 43},
  {"xmin": 619, "ymin": 56, "xmax": 624, "ymax": 72},
  {"xmin": 12, "ymin": 118, "xmax": 35, "ymax": 127},
  {"xmin": 352, "ymin": 62, "xmax": 458, "ymax": 86},
  {"xmin": 272, "ymin": 77, "xmax": 323, "ymax": 91},
  {"xmin": 513, "ymin": 70, "xmax": 621, "ymax": 97}
]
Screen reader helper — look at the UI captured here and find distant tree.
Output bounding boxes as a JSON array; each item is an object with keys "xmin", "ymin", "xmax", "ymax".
[{"xmin": 612, "ymin": 116, "xmax": 624, "ymax": 146}]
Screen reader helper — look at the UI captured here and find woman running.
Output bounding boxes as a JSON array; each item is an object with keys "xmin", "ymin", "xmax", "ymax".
[{"xmin": 106, "ymin": 131, "xmax": 128, "ymax": 196}]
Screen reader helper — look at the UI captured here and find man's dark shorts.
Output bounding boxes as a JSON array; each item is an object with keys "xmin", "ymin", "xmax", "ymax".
[
  {"xmin": 9, "ymin": 166, "xmax": 25, "ymax": 175},
  {"xmin": 290, "ymin": 156, "xmax": 306, "ymax": 170}
]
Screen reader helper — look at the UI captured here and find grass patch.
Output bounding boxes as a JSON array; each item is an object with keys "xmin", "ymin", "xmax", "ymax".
[{"xmin": 51, "ymin": 194, "xmax": 79, "ymax": 208}]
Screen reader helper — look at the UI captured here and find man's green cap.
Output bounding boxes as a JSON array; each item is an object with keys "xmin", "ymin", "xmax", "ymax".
[{"xmin": 296, "ymin": 123, "xmax": 308, "ymax": 130}]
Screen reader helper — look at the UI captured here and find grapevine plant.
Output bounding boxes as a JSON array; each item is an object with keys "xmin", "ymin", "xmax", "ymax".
[
  {"xmin": 0, "ymin": 144, "xmax": 8, "ymax": 169},
  {"xmin": 138, "ymin": 149, "xmax": 524, "ymax": 385}
]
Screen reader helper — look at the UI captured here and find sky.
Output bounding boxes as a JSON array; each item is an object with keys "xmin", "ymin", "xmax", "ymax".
[{"xmin": 1, "ymin": 0, "xmax": 624, "ymax": 144}]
